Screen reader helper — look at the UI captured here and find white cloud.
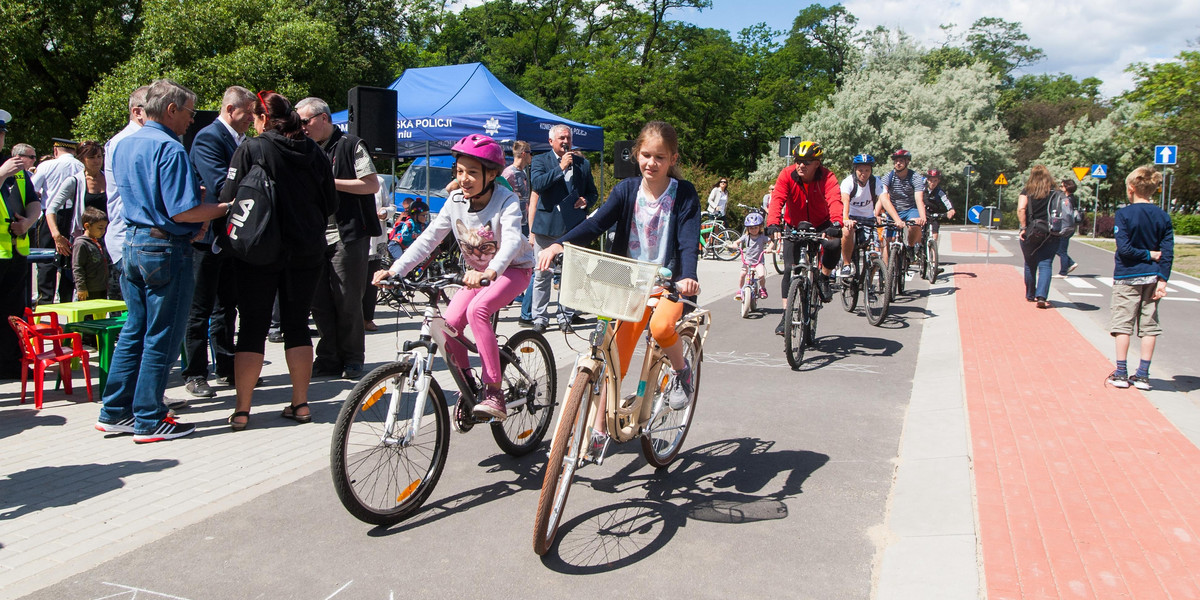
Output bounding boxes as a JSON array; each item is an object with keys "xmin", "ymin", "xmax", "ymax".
[{"xmin": 843, "ymin": 0, "xmax": 1200, "ymax": 97}]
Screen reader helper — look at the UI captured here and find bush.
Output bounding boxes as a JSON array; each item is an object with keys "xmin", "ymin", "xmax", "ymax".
[{"xmin": 1172, "ymin": 214, "xmax": 1200, "ymax": 236}]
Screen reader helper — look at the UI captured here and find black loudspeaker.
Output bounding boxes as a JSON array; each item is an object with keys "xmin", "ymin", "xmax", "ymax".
[
  {"xmin": 348, "ymin": 86, "xmax": 398, "ymax": 157},
  {"xmin": 183, "ymin": 110, "xmax": 219, "ymax": 152},
  {"xmin": 613, "ymin": 140, "xmax": 639, "ymax": 179}
]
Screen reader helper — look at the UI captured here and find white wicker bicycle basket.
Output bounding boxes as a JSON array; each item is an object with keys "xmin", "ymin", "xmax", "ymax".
[{"xmin": 559, "ymin": 243, "xmax": 659, "ymax": 322}]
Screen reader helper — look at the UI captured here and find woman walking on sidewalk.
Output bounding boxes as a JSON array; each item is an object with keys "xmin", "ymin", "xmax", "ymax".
[
  {"xmin": 1017, "ymin": 165, "xmax": 1061, "ymax": 308},
  {"xmin": 1105, "ymin": 165, "xmax": 1173, "ymax": 391}
]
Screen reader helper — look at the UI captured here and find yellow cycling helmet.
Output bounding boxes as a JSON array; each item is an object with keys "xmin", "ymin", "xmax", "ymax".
[{"xmin": 792, "ymin": 140, "xmax": 823, "ymax": 161}]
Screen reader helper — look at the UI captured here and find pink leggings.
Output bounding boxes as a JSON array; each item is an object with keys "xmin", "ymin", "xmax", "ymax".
[{"xmin": 442, "ymin": 267, "xmax": 532, "ymax": 385}]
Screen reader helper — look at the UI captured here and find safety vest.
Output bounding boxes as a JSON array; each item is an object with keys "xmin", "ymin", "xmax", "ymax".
[{"xmin": 1, "ymin": 171, "xmax": 31, "ymax": 258}]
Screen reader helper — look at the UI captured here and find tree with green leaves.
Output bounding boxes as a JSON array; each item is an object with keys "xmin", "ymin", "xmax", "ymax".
[{"xmin": 1126, "ymin": 50, "xmax": 1200, "ymax": 210}]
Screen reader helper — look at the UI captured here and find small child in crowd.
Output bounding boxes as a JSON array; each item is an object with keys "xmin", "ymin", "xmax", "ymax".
[
  {"xmin": 387, "ymin": 199, "xmax": 429, "ymax": 259},
  {"xmin": 734, "ymin": 212, "xmax": 769, "ymax": 302},
  {"xmin": 72, "ymin": 207, "xmax": 109, "ymax": 301}
]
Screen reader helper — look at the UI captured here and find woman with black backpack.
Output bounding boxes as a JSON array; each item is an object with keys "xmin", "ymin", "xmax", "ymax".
[
  {"xmin": 218, "ymin": 91, "xmax": 338, "ymax": 430},
  {"xmin": 1017, "ymin": 165, "xmax": 1062, "ymax": 308}
]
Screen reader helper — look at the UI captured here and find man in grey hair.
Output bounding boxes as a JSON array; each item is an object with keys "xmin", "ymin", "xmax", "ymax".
[
  {"xmin": 96, "ymin": 79, "xmax": 233, "ymax": 443},
  {"xmin": 104, "ymin": 85, "xmax": 149, "ymax": 299}
]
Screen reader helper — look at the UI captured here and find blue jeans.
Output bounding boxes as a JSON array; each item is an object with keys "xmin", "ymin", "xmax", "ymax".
[
  {"xmin": 1021, "ymin": 237, "xmax": 1056, "ymax": 301},
  {"xmin": 100, "ymin": 227, "xmax": 196, "ymax": 433},
  {"xmin": 519, "ymin": 276, "xmax": 534, "ymax": 320},
  {"xmin": 1056, "ymin": 235, "xmax": 1075, "ymax": 274}
]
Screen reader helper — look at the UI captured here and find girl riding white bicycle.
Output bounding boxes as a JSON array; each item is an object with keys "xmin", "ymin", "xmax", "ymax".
[
  {"xmin": 733, "ymin": 212, "xmax": 769, "ymax": 303},
  {"xmin": 372, "ymin": 134, "xmax": 535, "ymax": 421}
]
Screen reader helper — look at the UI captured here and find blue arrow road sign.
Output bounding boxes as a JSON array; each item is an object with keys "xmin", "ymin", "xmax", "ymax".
[
  {"xmin": 1155, "ymin": 145, "xmax": 1178, "ymax": 165},
  {"xmin": 968, "ymin": 205, "xmax": 983, "ymax": 224},
  {"xmin": 1090, "ymin": 164, "xmax": 1108, "ymax": 179}
]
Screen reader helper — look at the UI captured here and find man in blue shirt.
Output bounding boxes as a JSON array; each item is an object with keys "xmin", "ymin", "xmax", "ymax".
[{"xmin": 95, "ymin": 80, "xmax": 234, "ymax": 443}]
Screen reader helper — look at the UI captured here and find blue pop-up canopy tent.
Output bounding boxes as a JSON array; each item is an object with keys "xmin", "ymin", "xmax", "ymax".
[{"xmin": 332, "ymin": 62, "xmax": 604, "ymax": 156}]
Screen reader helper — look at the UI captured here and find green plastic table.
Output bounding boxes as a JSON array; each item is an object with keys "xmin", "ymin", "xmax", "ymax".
[
  {"xmin": 62, "ymin": 316, "xmax": 128, "ymax": 394},
  {"xmin": 38, "ymin": 299, "xmax": 128, "ymax": 323}
]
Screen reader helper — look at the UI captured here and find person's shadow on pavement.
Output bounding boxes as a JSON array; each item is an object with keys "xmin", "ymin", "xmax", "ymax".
[{"xmin": 0, "ymin": 459, "xmax": 179, "ymax": 521}]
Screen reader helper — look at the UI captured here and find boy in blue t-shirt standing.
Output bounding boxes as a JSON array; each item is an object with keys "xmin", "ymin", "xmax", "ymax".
[{"xmin": 1106, "ymin": 166, "xmax": 1174, "ymax": 391}]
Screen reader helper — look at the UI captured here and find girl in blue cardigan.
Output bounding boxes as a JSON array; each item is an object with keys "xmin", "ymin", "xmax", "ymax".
[{"xmin": 536, "ymin": 121, "xmax": 701, "ymax": 414}]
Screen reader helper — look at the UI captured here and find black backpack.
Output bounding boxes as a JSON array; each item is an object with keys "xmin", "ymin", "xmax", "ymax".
[{"xmin": 222, "ymin": 140, "xmax": 281, "ymax": 265}]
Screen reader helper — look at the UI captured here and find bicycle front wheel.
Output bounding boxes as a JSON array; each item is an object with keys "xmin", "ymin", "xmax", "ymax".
[
  {"xmin": 740, "ymin": 284, "xmax": 753, "ymax": 318},
  {"xmin": 784, "ymin": 276, "xmax": 808, "ymax": 368},
  {"xmin": 533, "ymin": 371, "xmax": 592, "ymax": 555},
  {"xmin": 331, "ymin": 359, "xmax": 450, "ymax": 525},
  {"xmin": 865, "ymin": 256, "xmax": 890, "ymax": 326},
  {"xmin": 805, "ymin": 270, "xmax": 821, "ymax": 347},
  {"xmin": 926, "ymin": 240, "xmax": 939, "ymax": 283},
  {"xmin": 772, "ymin": 247, "xmax": 785, "ymax": 274},
  {"xmin": 842, "ymin": 259, "xmax": 859, "ymax": 313},
  {"xmin": 492, "ymin": 330, "xmax": 557, "ymax": 456},
  {"xmin": 642, "ymin": 327, "xmax": 701, "ymax": 467},
  {"xmin": 887, "ymin": 249, "xmax": 900, "ymax": 302}
]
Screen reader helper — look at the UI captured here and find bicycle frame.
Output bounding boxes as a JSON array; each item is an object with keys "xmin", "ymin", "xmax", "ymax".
[{"xmin": 563, "ymin": 292, "xmax": 710, "ymax": 451}]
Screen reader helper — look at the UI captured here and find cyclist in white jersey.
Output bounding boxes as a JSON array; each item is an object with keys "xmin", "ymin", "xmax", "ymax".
[
  {"xmin": 838, "ymin": 154, "xmax": 901, "ymax": 277},
  {"xmin": 879, "ymin": 149, "xmax": 926, "ymax": 255}
]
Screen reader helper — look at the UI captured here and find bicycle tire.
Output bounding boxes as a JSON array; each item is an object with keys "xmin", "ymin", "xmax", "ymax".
[
  {"xmin": 805, "ymin": 269, "xmax": 821, "ymax": 347},
  {"xmin": 491, "ymin": 330, "xmax": 557, "ymax": 456},
  {"xmin": 330, "ymin": 359, "xmax": 450, "ymax": 525},
  {"xmin": 740, "ymin": 284, "xmax": 753, "ymax": 319},
  {"xmin": 897, "ymin": 251, "xmax": 908, "ymax": 295},
  {"xmin": 772, "ymin": 248, "xmax": 785, "ymax": 274},
  {"xmin": 784, "ymin": 276, "xmax": 808, "ymax": 368},
  {"xmin": 927, "ymin": 241, "xmax": 939, "ymax": 283},
  {"xmin": 714, "ymin": 229, "xmax": 739, "ymax": 261},
  {"xmin": 887, "ymin": 249, "xmax": 900, "ymax": 302},
  {"xmin": 641, "ymin": 327, "xmax": 701, "ymax": 467},
  {"xmin": 533, "ymin": 370, "xmax": 591, "ymax": 555},
  {"xmin": 865, "ymin": 256, "xmax": 889, "ymax": 326},
  {"xmin": 842, "ymin": 252, "xmax": 859, "ymax": 313}
]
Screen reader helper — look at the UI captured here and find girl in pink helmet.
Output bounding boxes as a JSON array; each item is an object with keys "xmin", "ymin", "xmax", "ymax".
[{"xmin": 373, "ymin": 134, "xmax": 535, "ymax": 420}]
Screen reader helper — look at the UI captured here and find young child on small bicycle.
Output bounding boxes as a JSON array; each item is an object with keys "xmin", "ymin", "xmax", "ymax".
[
  {"xmin": 372, "ymin": 134, "xmax": 536, "ymax": 421},
  {"xmin": 733, "ymin": 212, "xmax": 769, "ymax": 302},
  {"xmin": 536, "ymin": 120, "xmax": 701, "ymax": 418}
]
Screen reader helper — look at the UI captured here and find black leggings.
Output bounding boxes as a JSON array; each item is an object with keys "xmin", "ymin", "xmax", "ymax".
[
  {"xmin": 780, "ymin": 224, "xmax": 841, "ymax": 298},
  {"xmin": 234, "ymin": 259, "xmax": 322, "ymax": 354}
]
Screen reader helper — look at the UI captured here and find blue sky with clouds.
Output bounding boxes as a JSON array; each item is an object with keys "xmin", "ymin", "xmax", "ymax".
[{"xmin": 674, "ymin": 0, "xmax": 1200, "ymax": 98}]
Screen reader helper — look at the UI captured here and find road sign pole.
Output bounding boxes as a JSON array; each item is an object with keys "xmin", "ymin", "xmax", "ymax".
[
  {"xmin": 1092, "ymin": 180, "xmax": 1100, "ymax": 238},
  {"xmin": 964, "ymin": 175, "xmax": 971, "ymax": 225}
]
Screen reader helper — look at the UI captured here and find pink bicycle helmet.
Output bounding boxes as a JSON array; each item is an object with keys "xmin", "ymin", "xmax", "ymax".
[{"xmin": 450, "ymin": 134, "xmax": 504, "ymax": 171}]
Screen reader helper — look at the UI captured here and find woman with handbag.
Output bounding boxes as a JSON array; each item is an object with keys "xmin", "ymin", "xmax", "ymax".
[
  {"xmin": 1017, "ymin": 165, "xmax": 1061, "ymax": 308},
  {"xmin": 218, "ymin": 91, "xmax": 338, "ymax": 430}
]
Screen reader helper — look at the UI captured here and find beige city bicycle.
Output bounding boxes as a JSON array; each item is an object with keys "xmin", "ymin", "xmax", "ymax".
[{"xmin": 532, "ymin": 243, "xmax": 710, "ymax": 555}]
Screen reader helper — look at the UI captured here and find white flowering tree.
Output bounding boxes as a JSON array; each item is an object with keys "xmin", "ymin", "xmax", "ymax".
[{"xmin": 751, "ymin": 30, "xmax": 1015, "ymax": 216}]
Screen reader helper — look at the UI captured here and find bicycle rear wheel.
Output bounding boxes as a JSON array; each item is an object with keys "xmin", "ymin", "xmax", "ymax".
[
  {"xmin": 331, "ymin": 359, "xmax": 449, "ymax": 525},
  {"xmin": 784, "ymin": 276, "xmax": 808, "ymax": 368},
  {"xmin": 714, "ymin": 229, "xmax": 739, "ymax": 261},
  {"xmin": 533, "ymin": 371, "xmax": 592, "ymax": 555},
  {"xmin": 865, "ymin": 256, "xmax": 889, "ymax": 326},
  {"xmin": 492, "ymin": 330, "xmax": 557, "ymax": 456},
  {"xmin": 642, "ymin": 327, "xmax": 701, "ymax": 467}
]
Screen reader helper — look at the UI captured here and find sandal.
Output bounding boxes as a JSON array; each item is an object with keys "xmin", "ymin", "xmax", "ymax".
[
  {"xmin": 281, "ymin": 402, "xmax": 311, "ymax": 424},
  {"xmin": 228, "ymin": 411, "xmax": 250, "ymax": 431}
]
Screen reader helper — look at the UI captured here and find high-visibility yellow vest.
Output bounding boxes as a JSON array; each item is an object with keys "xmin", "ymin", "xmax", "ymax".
[{"xmin": 1, "ymin": 171, "xmax": 31, "ymax": 258}]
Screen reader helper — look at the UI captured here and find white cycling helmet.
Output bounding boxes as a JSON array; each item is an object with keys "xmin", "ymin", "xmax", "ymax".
[{"xmin": 744, "ymin": 212, "xmax": 764, "ymax": 227}]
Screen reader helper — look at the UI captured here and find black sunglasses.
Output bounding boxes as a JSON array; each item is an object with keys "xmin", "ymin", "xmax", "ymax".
[{"xmin": 796, "ymin": 159, "xmax": 817, "ymax": 165}]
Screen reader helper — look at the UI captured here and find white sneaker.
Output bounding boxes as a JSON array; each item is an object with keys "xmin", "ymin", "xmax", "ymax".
[
  {"xmin": 1129, "ymin": 375, "xmax": 1152, "ymax": 391},
  {"xmin": 839, "ymin": 265, "xmax": 853, "ymax": 278}
]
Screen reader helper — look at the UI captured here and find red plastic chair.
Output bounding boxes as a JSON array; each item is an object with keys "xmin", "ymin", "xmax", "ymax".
[
  {"xmin": 24, "ymin": 307, "xmax": 64, "ymax": 351},
  {"xmin": 8, "ymin": 316, "xmax": 94, "ymax": 409}
]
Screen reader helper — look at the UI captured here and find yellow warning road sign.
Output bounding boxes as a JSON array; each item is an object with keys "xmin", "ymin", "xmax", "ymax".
[
  {"xmin": 994, "ymin": 173, "xmax": 1009, "ymax": 185},
  {"xmin": 1072, "ymin": 166, "xmax": 1090, "ymax": 181}
]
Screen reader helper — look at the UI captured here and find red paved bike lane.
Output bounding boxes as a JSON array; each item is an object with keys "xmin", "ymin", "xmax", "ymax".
[{"xmin": 956, "ymin": 263, "xmax": 1200, "ymax": 599}]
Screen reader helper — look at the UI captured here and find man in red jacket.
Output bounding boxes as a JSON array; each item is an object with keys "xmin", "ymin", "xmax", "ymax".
[{"xmin": 768, "ymin": 140, "xmax": 843, "ymax": 335}]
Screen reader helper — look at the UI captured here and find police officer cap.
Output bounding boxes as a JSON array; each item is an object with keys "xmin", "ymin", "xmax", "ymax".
[
  {"xmin": 0, "ymin": 109, "xmax": 11, "ymax": 131},
  {"xmin": 52, "ymin": 137, "xmax": 79, "ymax": 149}
]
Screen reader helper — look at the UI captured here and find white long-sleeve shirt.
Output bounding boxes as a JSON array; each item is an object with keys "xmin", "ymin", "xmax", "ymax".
[{"xmin": 389, "ymin": 184, "xmax": 535, "ymax": 277}]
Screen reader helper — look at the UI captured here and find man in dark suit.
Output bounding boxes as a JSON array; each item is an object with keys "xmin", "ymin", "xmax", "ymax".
[
  {"xmin": 530, "ymin": 123, "xmax": 597, "ymax": 333},
  {"xmin": 182, "ymin": 85, "xmax": 256, "ymax": 399}
]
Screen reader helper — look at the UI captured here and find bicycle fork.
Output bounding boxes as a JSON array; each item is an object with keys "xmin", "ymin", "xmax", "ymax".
[{"xmin": 381, "ymin": 351, "xmax": 434, "ymax": 447}]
